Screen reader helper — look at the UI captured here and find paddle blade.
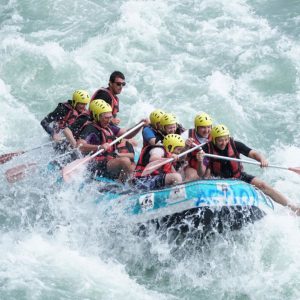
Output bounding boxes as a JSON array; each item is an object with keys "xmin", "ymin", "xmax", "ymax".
[
  {"xmin": 288, "ymin": 167, "xmax": 300, "ymax": 176},
  {"xmin": 141, "ymin": 158, "xmax": 172, "ymax": 177},
  {"xmin": 0, "ymin": 151, "xmax": 23, "ymax": 165},
  {"xmin": 62, "ymin": 158, "xmax": 87, "ymax": 182},
  {"xmin": 5, "ymin": 163, "xmax": 37, "ymax": 183}
]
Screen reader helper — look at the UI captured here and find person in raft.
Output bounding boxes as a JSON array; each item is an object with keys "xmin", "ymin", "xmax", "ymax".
[
  {"xmin": 91, "ymin": 71, "xmax": 126, "ymax": 125},
  {"xmin": 196, "ymin": 124, "xmax": 300, "ymax": 215},
  {"xmin": 132, "ymin": 134, "xmax": 185, "ymax": 190},
  {"xmin": 184, "ymin": 112, "xmax": 213, "ymax": 181},
  {"xmin": 142, "ymin": 109, "xmax": 165, "ymax": 146},
  {"xmin": 76, "ymin": 99, "xmax": 144, "ymax": 183},
  {"xmin": 41, "ymin": 90, "xmax": 90, "ymax": 142}
]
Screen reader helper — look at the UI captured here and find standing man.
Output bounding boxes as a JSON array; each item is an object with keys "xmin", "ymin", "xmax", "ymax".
[{"xmin": 91, "ymin": 71, "xmax": 126, "ymax": 125}]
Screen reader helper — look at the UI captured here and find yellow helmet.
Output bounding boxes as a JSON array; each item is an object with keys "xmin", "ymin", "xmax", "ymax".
[
  {"xmin": 194, "ymin": 112, "xmax": 212, "ymax": 128},
  {"xmin": 163, "ymin": 134, "xmax": 185, "ymax": 152},
  {"xmin": 149, "ymin": 109, "xmax": 165, "ymax": 126},
  {"xmin": 160, "ymin": 113, "xmax": 177, "ymax": 127},
  {"xmin": 72, "ymin": 90, "xmax": 90, "ymax": 108},
  {"xmin": 211, "ymin": 124, "xmax": 230, "ymax": 144},
  {"xmin": 89, "ymin": 99, "xmax": 112, "ymax": 122}
]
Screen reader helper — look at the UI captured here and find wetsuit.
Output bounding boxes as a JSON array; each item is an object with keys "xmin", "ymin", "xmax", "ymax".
[
  {"xmin": 41, "ymin": 101, "xmax": 75, "ymax": 136},
  {"xmin": 41, "ymin": 100, "xmax": 80, "ymax": 153}
]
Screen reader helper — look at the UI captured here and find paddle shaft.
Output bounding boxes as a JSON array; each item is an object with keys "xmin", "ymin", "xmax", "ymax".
[
  {"xmin": 23, "ymin": 141, "xmax": 54, "ymax": 153},
  {"xmin": 203, "ymin": 153, "xmax": 290, "ymax": 170},
  {"xmin": 144, "ymin": 142, "xmax": 206, "ymax": 173},
  {"xmin": 0, "ymin": 141, "xmax": 57, "ymax": 165},
  {"xmin": 64, "ymin": 122, "xmax": 144, "ymax": 175}
]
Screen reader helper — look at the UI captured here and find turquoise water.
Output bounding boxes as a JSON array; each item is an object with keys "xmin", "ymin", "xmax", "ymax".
[{"xmin": 1, "ymin": 1, "xmax": 300, "ymax": 299}]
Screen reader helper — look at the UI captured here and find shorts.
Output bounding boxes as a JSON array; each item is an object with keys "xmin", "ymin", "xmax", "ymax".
[
  {"xmin": 132, "ymin": 174, "xmax": 166, "ymax": 191},
  {"xmin": 89, "ymin": 160, "xmax": 119, "ymax": 180},
  {"xmin": 239, "ymin": 172, "xmax": 255, "ymax": 184}
]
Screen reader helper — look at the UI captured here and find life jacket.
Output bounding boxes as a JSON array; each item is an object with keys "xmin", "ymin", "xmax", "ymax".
[
  {"xmin": 187, "ymin": 129, "xmax": 210, "ymax": 170},
  {"xmin": 82, "ymin": 121, "xmax": 117, "ymax": 161},
  {"xmin": 116, "ymin": 140, "xmax": 135, "ymax": 163},
  {"xmin": 70, "ymin": 111, "xmax": 91, "ymax": 140},
  {"xmin": 91, "ymin": 87, "xmax": 119, "ymax": 117},
  {"xmin": 207, "ymin": 138, "xmax": 243, "ymax": 178},
  {"xmin": 57, "ymin": 102, "xmax": 80, "ymax": 129},
  {"xmin": 134, "ymin": 145, "xmax": 173, "ymax": 178}
]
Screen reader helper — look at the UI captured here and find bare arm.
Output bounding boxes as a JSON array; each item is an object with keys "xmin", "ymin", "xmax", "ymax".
[
  {"xmin": 77, "ymin": 139, "xmax": 98, "ymax": 154},
  {"xmin": 63, "ymin": 127, "xmax": 77, "ymax": 148},
  {"xmin": 148, "ymin": 147, "xmax": 165, "ymax": 163},
  {"xmin": 196, "ymin": 150, "xmax": 211, "ymax": 179},
  {"xmin": 248, "ymin": 150, "xmax": 268, "ymax": 167}
]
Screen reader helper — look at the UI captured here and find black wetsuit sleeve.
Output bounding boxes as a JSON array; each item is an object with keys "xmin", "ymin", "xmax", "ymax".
[
  {"xmin": 40, "ymin": 103, "xmax": 69, "ymax": 136},
  {"xmin": 68, "ymin": 115, "xmax": 90, "ymax": 138},
  {"xmin": 235, "ymin": 141, "xmax": 252, "ymax": 157},
  {"xmin": 92, "ymin": 90, "xmax": 112, "ymax": 106}
]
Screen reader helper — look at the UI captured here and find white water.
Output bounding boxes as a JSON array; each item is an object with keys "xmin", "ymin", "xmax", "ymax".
[{"xmin": 1, "ymin": 0, "xmax": 300, "ymax": 299}]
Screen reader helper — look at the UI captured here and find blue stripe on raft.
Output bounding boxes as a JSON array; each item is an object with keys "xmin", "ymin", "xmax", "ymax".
[{"xmin": 94, "ymin": 178, "xmax": 274, "ymax": 219}]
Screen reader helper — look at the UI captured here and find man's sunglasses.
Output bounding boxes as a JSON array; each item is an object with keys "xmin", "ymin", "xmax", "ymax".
[{"xmin": 114, "ymin": 81, "xmax": 126, "ymax": 87}]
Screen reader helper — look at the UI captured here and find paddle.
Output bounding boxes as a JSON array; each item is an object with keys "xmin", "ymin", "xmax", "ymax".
[
  {"xmin": 141, "ymin": 142, "xmax": 207, "ymax": 177},
  {"xmin": 5, "ymin": 147, "xmax": 81, "ymax": 184},
  {"xmin": 62, "ymin": 122, "xmax": 145, "ymax": 182},
  {"xmin": 5, "ymin": 163, "xmax": 37, "ymax": 183},
  {"xmin": 203, "ymin": 153, "xmax": 300, "ymax": 175},
  {"xmin": 0, "ymin": 141, "xmax": 54, "ymax": 165}
]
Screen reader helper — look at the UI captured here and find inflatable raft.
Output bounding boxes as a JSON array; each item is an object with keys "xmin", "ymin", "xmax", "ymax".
[{"xmin": 96, "ymin": 178, "xmax": 274, "ymax": 237}]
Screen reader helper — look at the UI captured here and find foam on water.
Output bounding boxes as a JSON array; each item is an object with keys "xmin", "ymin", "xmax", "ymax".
[
  {"xmin": 1, "ymin": 0, "xmax": 300, "ymax": 299},
  {"xmin": 0, "ymin": 234, "xmax": 172, "ymax": 300}
]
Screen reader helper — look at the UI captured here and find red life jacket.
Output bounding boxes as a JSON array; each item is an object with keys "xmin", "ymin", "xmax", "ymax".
[
  {"xmin": 116, "ymin": 140, "xmax": 135, "ymax": 163},
  {"xmin": 91, "ymin": 87, "xmax": 119, "ymax": 117},
  {"xmin": 57, "ymin": 102, "xmax": 81, "ymax": 129},
  {"xmin": 187, "ymin": 129, "xmax": 210, "ymax": 170},
  {"xmin": 134, "ymin": 145, "xmax": 173, "ymax": 178},
  {"xmin": 207, "ymin": 138, "xmax": 243, "ymax": 178},
  {"xmin": 82, "ymin": 121, "xmax": 117, "ymax": 161}
]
